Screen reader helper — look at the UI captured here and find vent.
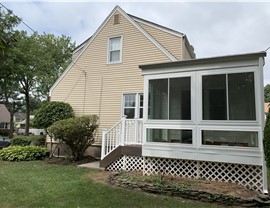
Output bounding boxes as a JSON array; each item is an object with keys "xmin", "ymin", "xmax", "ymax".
[{"xmin": 114, "ymin": 14, "xmax": 120, "ymax": 25}]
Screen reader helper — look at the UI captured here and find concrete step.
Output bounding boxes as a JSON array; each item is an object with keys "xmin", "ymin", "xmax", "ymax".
[{"xmin": 78, "ymin": 161, "xmax": 105, "ymax": 170}]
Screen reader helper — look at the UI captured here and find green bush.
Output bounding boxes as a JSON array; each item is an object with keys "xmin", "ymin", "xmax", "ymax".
[
  {"xmin": 48, "ymin": 115, "xmax": 99, "ymax": 161},
  {"xmin": 29, "ymin": 135, "xmax": 46, "ymax": 146},
  {"xmin": 11, "ymin": 136, "xmax": 31, "ymax": 146},
  {"xmin": 0, "ymin": 129, "xmax": 9, "ymax": 136},
  {"xmin": 33, "ymin": 101, "xmax": 75, "ymax": 129},
  {"xmin": 0, "ymin": 146, "xmax": 49, "ymax": 161},
  {"xmin": 264, "ymin": 108, "xmax": 270, "ymax": 168},
  {"xmin": 11, "ymin": 135, "xmax": 46, "ymax": 147}
]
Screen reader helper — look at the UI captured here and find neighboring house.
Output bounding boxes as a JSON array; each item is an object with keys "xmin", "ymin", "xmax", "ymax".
[
  {"xmin": 14, "ymin": 112, "xmax": 26, "ymax": 124},
  {"xmin": 0, "ymin": 104, "xmax": 10, "ymax": 129},
  {"xmin": 264, "ymin": 102, "xmax": 269, "ymax": 119},
  {"xmin": 49, "ymin": 5, "xmax": 195, "ymax": 155},
  {"xmin": 17, "ymin": 115, "xmax": 46, "ymax": 135}
]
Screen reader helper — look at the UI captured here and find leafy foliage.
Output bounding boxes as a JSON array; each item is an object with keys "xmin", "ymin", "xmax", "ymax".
[
  {"xmin": 11, "ymin": 135, "xmax": 46, "ymax": 147},
  {"xmin": 265, "ymin": 84, "xmax": 270, "ymax": 102},
  {"xmin": 48, "ymin": 115, "xmax": 99, "ymax": 161},
  {"xmin": 0, "ymin": 146, "xmax": 49, "ymax": 161},
  {"xmin": 0, "ymin": 7, "xmax": 21, "ymax": 55},
  {"xmin": 0, "ymin": 129, "xmax": 9, "ymax": 136},
  {"xmin": 264, "ymin": 108, "xmax": 270, "ymax": 168},
  {"xmin": 11, "ymin": 136, "xmax": 31, "ymax": 146},
  {"xmin": 1, "ymin": 8, "xmax": 75, "ymax": 136},
  {"xmin": 33, "ymin": 101, "xmax": 74, "ymax": 129}
]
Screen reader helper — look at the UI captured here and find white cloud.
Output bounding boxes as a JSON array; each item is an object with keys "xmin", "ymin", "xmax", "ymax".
[{"xmin": 3, "ymin": 1, "xmax": 270, "ymax": 83}]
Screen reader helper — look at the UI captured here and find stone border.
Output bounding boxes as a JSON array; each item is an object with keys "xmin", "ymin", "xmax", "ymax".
[{"xmin": 109, "ymin": 172, "xmax": 270, "ymax": 207}]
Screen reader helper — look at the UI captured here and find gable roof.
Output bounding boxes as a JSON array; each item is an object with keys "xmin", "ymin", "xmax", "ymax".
[
  {"xmin": 14, "ymin": 112, "xmax": 26, "ymax": 121},
  {"xmin": 128, "ymin": 13, "xmax": 185, "ymax": 38},
  {"xmin": 0, "ymin": 104, "xmax": 10, "ymax": 123},
  {"xmin": 49, "ymin": 5, "xmax": 181, "ymax": 96}
]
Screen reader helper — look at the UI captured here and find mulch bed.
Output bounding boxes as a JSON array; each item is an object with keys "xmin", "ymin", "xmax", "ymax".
[{"xmin": 45, "ymin": 155, "xmax": 96, "ymax": 165}]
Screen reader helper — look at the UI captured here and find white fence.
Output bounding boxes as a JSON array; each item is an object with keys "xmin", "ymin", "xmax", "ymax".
[{"xmin": 101, "ymin": 117, "xmax": 143, "ymax": 159}]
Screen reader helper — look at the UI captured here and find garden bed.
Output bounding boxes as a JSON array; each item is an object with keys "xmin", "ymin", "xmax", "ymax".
[{"xmin": 107, "ymin": 171, "xmax": 270, "ymax": 207}]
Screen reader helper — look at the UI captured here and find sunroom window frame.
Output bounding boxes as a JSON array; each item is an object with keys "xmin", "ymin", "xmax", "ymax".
[
  {"xmin": 107, "ymin": 35, "xmax": 123, "ymax": 64},
  {"xmin": 198, "ymin": 67, "xmax": 260, "ymax": 125},
  {"xmin": 145, "ymin": 72, "xmax": 195, "ymax": 124}
]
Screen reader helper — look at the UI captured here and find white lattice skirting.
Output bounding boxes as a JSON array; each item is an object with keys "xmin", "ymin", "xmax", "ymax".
[{"xmin": 106, "ymin": 156, "xmax": 263, "ymax": 192}]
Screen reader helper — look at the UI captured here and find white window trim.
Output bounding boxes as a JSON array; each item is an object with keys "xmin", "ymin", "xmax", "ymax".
[
  {"xmin": 122, "ymin": 93, "xmax": 143, "ymax": 119},
  {"xmin": 144, "ymin": 72, "xmax": 196, "ymax": 123},
  {"xmin": 107, "ymin": 35, "xmax": 123, "ymax": 64},
  {"xmin": 143, "ymin": 66, "xmax": 262, "ymax": 151},
  {"xmin": 197, "ymin": 66, "xmax": 261, "ymax": 125},
  {"xmin": 197, "ymin": 126, "xmax": 262, "ymax": 150}
]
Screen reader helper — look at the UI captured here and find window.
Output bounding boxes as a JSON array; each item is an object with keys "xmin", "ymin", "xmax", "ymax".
[
  {"xmin": 202, "ymin": 130, "xmax": 258, "ymax": 147},
  {"xmin": 123, "ymin": 93, "xmax": 143, "ymax": 119},
  {"xmin": 123, "ymin": 94, "xmax": 135, "ymax": 119},
  {"xmin": 108, "ymin": 36, "xmax": 122, "ymax": 63},
  {"xmin": 148, "ymin": 77, "xmax": 191, "ymax": 120},
  {"xmin": 147, "ymin": 129, "xmax": 192, "ymax": 144},
  {"xmin": 202, "ymin": 72, "xmax": 255, "ymax": 120}
]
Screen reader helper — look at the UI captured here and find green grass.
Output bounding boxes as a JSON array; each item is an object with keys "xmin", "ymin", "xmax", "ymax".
[{"xmin": 0, "ymin": 161, "xmax": 225, "ymax": 208}]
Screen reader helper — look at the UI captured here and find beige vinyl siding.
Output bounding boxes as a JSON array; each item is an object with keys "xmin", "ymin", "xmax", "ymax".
[
  {"xmin": 72, "ymin": 46, "xmax": 85, "ymax": 60},
  {"xmin": 51, "ymin": 11, "xmax": 171, "ymax": 143},
  {"xmin": 182, "ymin": 38, "xmax": 194, "ymax": 60},
  {"xmin": 136, "ymin": 21, "xmax": 182, "ymax": 60}
]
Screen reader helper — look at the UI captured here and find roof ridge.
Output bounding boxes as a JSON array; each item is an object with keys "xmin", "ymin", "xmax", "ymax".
[{"xmin": 127, "ymin": 13, "xmax": 185, "ymax": 37}]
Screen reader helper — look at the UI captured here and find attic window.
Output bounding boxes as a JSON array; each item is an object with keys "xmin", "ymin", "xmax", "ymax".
[
  {"xmin": 114, "ymin": 14, "xmax": 120, "ymax": 24},
  {"xmin": 108, "ymin": 36, "xmax": 122, "ymax": 64}
]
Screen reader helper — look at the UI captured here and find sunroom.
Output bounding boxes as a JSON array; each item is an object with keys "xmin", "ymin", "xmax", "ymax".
[{"xmin": 140, "ymin": 51, "xmax": 267, "ymax": 193}]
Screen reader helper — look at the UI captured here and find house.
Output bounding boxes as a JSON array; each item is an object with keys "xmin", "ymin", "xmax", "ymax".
[
  {"xmin": 101, "ymin": 51, "xmax": 268, "ymax": 193},
  {"xmin": 0, "ymin": 104, "xmax": 10, "ymax": 129},
  {"xmin": 49, "ymin": 5, "xmax": 267, "ymax": 193},
  {"xmin": 49, "ymin": 5, "xmax": 195, "ymax": 157},
  {"xmin": 17, "ymin": 115, "xmax": 46, "ymax": 135},
  {"xmin": 264, "ymin": 103, "xmax": 269, "ymax": 119},
  {"xmin": 14, "ymin": 112, "xmax": 26, "ymax": 124}
]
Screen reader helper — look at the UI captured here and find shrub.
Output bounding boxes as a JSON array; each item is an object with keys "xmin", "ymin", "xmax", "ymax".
[
  {"xmin": 264, "ymin": 108, "xmax": 270, "ymax": 168},
  {"xmin": 11, "ymin": 135, "xmax": 46, "ymax": 147},
  {"xmin": 32, "ymin": 101, "xmax": 75, "ymax": 129},
  {"xmin": 48, "ymin": 115, "xmax": 99, "ymax": 161},
  {"xmin": 0, "ymin": 146, "xmax": 49, "ymax": 161},
  {"xmin": 0, "ymin": 129, "xmax": 9, "ymax": 136},
  {"xmin": 30, "ymin": 135, "xmax": 46, "ymax": 146},
  {"xmin": 11, "ymin": 136, "xmax": 31, "ymax": 146}
]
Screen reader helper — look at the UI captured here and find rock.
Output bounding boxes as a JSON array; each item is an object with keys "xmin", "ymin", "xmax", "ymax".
[{"xmin": 258, "ymin": 194, "xmax": 270, "ymax": 200}]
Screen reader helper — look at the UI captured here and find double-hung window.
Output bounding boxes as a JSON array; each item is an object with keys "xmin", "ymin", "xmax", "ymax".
[
  {"xmin": 123, "ymin": 93, "xmax": 143, "ymax": 119},
  {"xmin": 108, "ymin": 36, "xmax": 122, "ymax": 63}
]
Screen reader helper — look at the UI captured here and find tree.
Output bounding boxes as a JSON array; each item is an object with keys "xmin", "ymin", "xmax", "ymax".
[
  {"xmin": 33, "ymin": 101, "xmax": 74, "ymax": 129},
  {"xmin": 0, "ymin": 7, "xmax": 21, "ymax": 55},
  {"xmin": 6, "ymin": 31, "xmax": 75, "ymax": 136},
  {"xmin": 0, "ymin": 8, "xmax": 75, "ymax": 136},
  {"xmin": 264, "ymin": 108, "xmax": 270, "ymax": 168},
  {"xmin": 264, "ymin": 84, "xmax": 270, "ymax": 102},
  {"xmin": 48, "ymin": 115, "xmax": 99, "ymax": 161},
  {"xmin": 35, "ymin": 34, "xmax": 75, "ymax": 99},
  {"xmin": 0, "ymin": 8, "xmax": 22, "ymax": 137}
]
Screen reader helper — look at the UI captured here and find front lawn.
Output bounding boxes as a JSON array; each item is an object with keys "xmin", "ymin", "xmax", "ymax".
[{"xmin": 0, "ymin": 161, "xmax": 224, "ymax": 208}]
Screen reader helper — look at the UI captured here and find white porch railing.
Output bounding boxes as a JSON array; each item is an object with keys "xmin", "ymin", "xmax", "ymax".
[{"xmin": 101, "ymin": 116, "xmax": 143, "ymax": 160}]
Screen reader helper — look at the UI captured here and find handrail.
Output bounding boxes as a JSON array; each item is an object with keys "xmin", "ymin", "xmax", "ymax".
[{"xmin": 101, "ymin": 117, "xmax": 143, "ymax": 160}]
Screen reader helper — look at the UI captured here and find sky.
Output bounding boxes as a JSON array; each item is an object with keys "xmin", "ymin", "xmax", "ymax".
[{"xmin": 2, "ymin": 1, "xmax": 270, "ymax": 84}]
